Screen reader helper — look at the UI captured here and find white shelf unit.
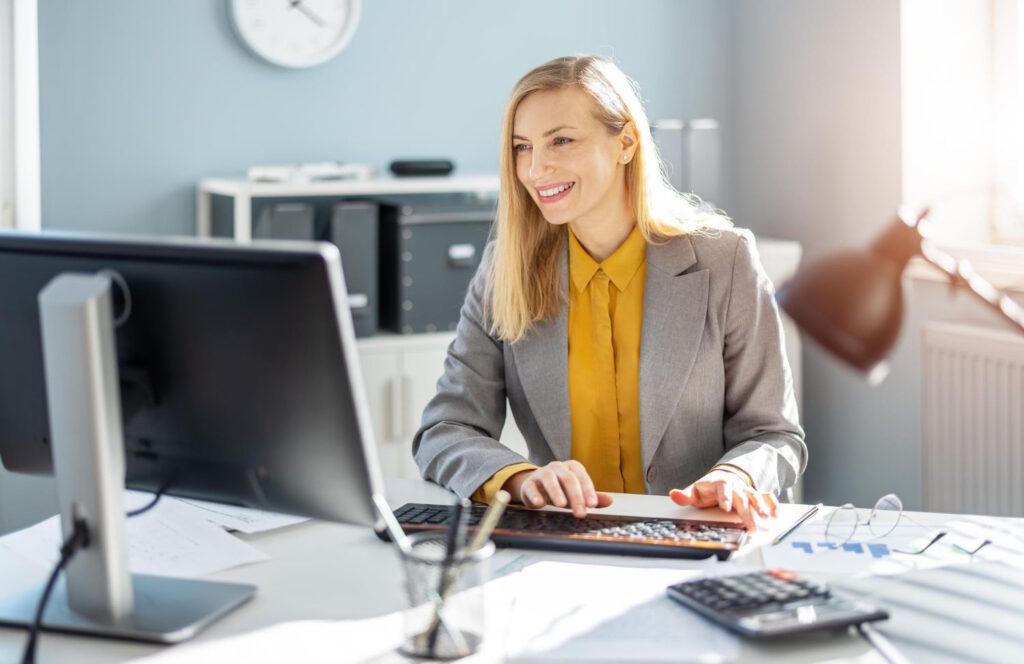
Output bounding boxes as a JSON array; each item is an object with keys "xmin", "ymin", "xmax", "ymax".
[{"xmin": 196, "ymin": 175, "xmax": 500, "ymax": 242}]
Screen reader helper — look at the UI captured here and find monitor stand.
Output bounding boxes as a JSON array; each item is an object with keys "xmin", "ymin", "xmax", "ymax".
[{"xmin": 0, "ymin": 273, "xmax": 255, "ymax": 643}]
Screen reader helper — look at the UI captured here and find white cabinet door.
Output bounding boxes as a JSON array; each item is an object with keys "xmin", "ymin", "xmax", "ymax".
[
  {"xmin": 357, "ymin": 334, "xmax": 529, "ymax": 481},
  {"xmin": 402, "ymin": 339, "xmax": 528, "ymax": 462},
  {"xmin": 356, "ymin": 343, "xmax": 405, "ymax": 479},
  {"xmin": 400, "ymin": 342, "xmax": 450, "ymax": 481}
]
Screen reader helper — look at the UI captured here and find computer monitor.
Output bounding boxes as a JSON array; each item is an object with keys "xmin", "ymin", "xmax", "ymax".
[{"xmin": 0, "ymin": 230, "xmax": 388, "ymax": 642}]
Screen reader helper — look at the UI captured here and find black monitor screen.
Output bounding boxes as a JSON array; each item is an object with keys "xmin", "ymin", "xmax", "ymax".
[{"xmin": 0, "ymin": 231, "xmax": 383, "ymax": 527}]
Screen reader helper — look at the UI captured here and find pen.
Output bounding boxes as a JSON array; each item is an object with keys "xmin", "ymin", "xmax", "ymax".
[
  {"xmin": 443, "ymin": 499, "xmax": 465, "ymax": 562},
  {"xmin": 428, "ymin": 499, "xmax": 466, "ymax": 656},
  {"xmin": 422, "ymin": 491, "xmax": 510, "ymax": 653},
  {"xmin": 467, "ymin": 489, "xmax": 510, "ymax": 552},
  {"xmin": 771, "ymin": 503, "xmax": 822, "ymax": 545}
]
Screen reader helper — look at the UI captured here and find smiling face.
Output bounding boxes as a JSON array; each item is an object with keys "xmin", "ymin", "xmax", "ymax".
[{"xmin": 512, "ymin": 87, "xmax": 636, "ymax": 233}]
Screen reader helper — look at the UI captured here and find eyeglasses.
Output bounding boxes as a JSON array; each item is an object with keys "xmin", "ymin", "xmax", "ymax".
[
  {"xmin": 824, "ymin": 493, "xmax": 904, "ymax": 548},
  {"xmin": 825, "ymin": 493, "xmax": 993, "ymax": 557}
]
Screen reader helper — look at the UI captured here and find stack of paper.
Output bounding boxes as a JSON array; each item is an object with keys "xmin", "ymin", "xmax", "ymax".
[
  {"xmin": 833, "ymin": 561, "xmax": 1024, "ymax": 662},
  {"xmin": 0, "ymin": 493, "xmax": 272, "ymax": 580}
]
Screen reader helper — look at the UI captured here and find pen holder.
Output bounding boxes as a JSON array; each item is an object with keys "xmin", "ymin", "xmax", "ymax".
[{"xmin": 398, "ymin": 531, "xmax": 496, "ymax": 661}]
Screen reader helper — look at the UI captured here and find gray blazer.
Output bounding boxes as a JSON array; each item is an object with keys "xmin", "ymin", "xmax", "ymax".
[{"xmin": 412, "ymin": 227, "xmax": 806, "ymax": 500}]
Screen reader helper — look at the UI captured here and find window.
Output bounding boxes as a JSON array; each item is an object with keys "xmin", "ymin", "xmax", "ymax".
[
  {"xmin": 901, "ymin": 0, "xmax": 1024, "ymax": 248},
  {"xmin": 1, "ymin": 0, "xmax": 13, "ymax": 229},
  {"xmin": 992, "ymin": 0, "xmax": 1024, "ymax": 243}
]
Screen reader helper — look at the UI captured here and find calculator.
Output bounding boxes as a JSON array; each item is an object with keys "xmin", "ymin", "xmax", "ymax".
[{"xmin": 666, "ymin": 569, "xmax": 889, "ymax": 637}]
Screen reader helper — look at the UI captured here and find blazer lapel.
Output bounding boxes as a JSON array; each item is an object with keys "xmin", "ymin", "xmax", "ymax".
[
  {"xmin": 639, "ymin": 236, "xmax": 709, "ymax": 470},
  {"xmin": 511, "ymin": 248, "xmax": 571, "ymax": 461}
]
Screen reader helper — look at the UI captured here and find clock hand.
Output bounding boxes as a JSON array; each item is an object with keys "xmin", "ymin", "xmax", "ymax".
[{"xmin": 288, "ymin": 0, "xmax": 326, "ymax": 28}]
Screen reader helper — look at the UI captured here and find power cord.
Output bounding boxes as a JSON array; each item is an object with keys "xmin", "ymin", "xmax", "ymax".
[
  {"xmin": 21, "ymin": 514, "xmax": 90, "ymax": 664},
  {"xmin": 125, "ymin": 486, "xmax": 167, "ymax": 518},
  {"xmin": 21, "ymin": 489, "xmax": 167, "ymax": 664}
]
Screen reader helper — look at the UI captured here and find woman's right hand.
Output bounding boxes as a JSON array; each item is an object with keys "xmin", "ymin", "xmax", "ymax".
[{"xmin": 502, "ymin": 460, "xmax": 613, "ymax": 518}]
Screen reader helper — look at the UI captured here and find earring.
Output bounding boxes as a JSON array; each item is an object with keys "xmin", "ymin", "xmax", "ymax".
[{"xmin": 622, "ymin": 155, "xmax": 628, "ymax": 162}]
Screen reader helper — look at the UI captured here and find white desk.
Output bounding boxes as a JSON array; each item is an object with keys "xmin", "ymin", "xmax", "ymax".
[{"xmin": 2, "ymin": 479, "xmax": 1018, "ymax": 663}]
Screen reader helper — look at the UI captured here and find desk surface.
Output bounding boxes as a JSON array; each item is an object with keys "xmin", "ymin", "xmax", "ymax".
[{"xmin": 0, "ymin": 479, "xmax": 1014, "ymax": 663}]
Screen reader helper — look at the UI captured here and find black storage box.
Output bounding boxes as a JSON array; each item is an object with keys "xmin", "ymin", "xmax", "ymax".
[
  {"xmin": 252, "ymin": 202, "xmax": 314, "ymax": 240},
  {"xmin": 379, "ymin": 198, "xmax": 495, "ymax": 334},
  {"xmin": 329, "ymin": 201, "xmax": 379, "ymax": 338}
]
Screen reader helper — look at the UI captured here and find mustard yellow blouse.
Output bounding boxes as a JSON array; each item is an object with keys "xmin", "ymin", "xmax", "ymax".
[{"xmin": 472, "ymin": 226, "xmax": 751, "ymax": 502}]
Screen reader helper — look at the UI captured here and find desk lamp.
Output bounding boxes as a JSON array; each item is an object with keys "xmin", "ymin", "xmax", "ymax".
[{"xmin": 775, "ymin": 206, "xmax": 1024, "ymax": 383}]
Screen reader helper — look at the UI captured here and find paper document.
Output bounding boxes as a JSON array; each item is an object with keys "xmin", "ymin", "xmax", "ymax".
[
  {"xmin": 0, "ymin": 495, "xmax": 268, "ymax": 579},
  {"xmin": 149, "ymin": 493, "xmax": 309, "ymax": 534},
  {"xmin": 133, "ymin": 571, "xmax": 525, "ymax": 663},
  {"xmin": 833, "ymin": 561, "xmax": 1024, "ymax": 663},
  {"xmin": 133, "ymin": 614, "xmax": 406, "ymax": 663},
  {"xmin": 505, "ymin": 562, "xmax": 738, "ymax": 662},
  {"xmin": 761, "ymin": 511, "xmax": 1024, "ymax": 577}
]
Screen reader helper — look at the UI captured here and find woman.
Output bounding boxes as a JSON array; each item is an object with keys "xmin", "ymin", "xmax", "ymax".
[{"xmin": 412, "ymin": 55, "xmax": 805, "ymax": 531}]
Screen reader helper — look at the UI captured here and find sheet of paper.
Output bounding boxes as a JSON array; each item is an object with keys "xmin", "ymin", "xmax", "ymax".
[
  {"xmin": 132, "ymin": 614, "xmax": 406, "ymax": 664},
  {"xmin": 761, "ymin": 511, "xmax": 1024, "ymax": 577},
  {"xmin": 505, "ymin": 561, "xmax": 738, "ymax": 662},
  {"xmin": 832, "ymin": 561, "xmax": 1024, "ymax": 663},
  {"xmin": 133, "ymin": 492, "xmax": 309, "ymax": 534},
  {"xmin": 0, "ymin": 497, "xmax": 269, "ymax": 579},
  {"xmin": 132, "ymin": 572, "xmax": 525, "ymax": 663}
]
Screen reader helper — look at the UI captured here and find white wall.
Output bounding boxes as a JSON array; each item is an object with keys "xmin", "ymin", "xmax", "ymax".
[
  {"xmin": 729, "ymin": 0, "xmax": 909, "ymax": 507},
  {"xmin": 0, "ymin": 0, "xmax": 52, "ymax": 535},
  {"xmin": 0, "ymin": 0, "xmax": 13, "ymax": 227}
]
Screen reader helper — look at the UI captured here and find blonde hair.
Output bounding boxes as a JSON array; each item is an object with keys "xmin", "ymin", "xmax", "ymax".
[{"xmin": 487, "ymin": 55, "xmax": 730, "ymax": 343}]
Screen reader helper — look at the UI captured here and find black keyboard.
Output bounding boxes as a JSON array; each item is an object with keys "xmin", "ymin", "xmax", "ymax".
[
  {"xmin": 388, "ymin": 502, "xmax": 747, "ymax": 559},
  {"xmin": 667, "ymin": 569, "xmax": 889, "ymax": 637}
]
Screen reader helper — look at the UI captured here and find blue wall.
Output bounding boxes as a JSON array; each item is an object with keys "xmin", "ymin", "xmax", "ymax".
[{"xmin": 39, "ymin": 0, "xmax": 732, "ymax": 236}]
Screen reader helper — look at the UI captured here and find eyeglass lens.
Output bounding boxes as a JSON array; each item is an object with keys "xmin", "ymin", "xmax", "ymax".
[
  {"xmin": 825, "ymin": 504, "xmax": 858, "ymax": 546},
  {"xmin": 867, "ymin": 493, "xmax": 903, "ymax": 538}
]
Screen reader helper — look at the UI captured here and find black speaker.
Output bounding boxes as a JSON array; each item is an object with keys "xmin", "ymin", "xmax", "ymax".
[{"xmin": 388, "ymin": 159, "xmax": 454, "ymax": 177}]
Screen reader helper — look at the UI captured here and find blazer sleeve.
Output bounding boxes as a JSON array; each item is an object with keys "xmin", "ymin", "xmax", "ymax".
[
  {"xmin": 715, "ymin": 230, "xmax": 808, "ymax": 495},
  {"xmin": 411, "ymin": 242, "xmax": 531, "ymax": 499}
]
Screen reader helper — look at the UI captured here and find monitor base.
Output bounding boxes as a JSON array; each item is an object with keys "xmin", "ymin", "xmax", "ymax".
[{"xmin": 0, "ymin": 573, "xmax": 256, "ymax": 643}]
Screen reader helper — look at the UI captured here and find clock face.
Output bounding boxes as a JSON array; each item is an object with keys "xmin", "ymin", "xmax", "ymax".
[{"xmin": 231, "ymin": 0, "xmax": 361, "ymax": 69}]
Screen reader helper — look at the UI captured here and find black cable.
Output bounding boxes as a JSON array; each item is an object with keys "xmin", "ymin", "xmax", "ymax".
[
  {"xmin": 21, "ymin": 487, "xmax": 164, "ymax": 663},
  {"xmin": 21, "ymin": 516, "xmax": 90, "ymax": 664},
  {"xmin": 125, "ymin": 486, "xmax": 167, "ymax": 518}
]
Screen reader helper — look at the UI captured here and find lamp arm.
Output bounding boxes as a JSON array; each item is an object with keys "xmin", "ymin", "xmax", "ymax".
[{"xmin": 917, "ymin": 239, "xmax": 1024, "ymax": 335}]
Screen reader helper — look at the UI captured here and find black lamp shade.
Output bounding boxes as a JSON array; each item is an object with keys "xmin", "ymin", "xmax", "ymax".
[
  {"xmin": 775, "ymin": 208, "xmax": 1024, "ymax": 384},
  {"xmin": 776, "ymin": 249, "xmax": 904, "ymax": 379}
]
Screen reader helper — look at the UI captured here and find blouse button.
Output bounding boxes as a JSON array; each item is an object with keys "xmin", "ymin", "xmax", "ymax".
[{"xmin": 646, "ymin": 466, "xmax": 657, "ymax": 483}]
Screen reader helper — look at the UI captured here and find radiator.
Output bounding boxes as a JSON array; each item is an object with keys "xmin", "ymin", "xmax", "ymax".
[{"xmin": 921, "ymin": 323, "xmax": 1024, "ymax": 516}]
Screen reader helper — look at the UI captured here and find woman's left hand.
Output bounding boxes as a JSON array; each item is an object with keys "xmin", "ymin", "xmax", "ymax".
[{"xmin": 669, "ymin": 469, "xmax": 778, "ymax": 531}]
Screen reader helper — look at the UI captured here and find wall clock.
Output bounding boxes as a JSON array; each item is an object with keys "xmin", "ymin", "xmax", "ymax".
[{"xmin": 231, "ymin": 0, "xmax": 362, "ymax": 69}]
